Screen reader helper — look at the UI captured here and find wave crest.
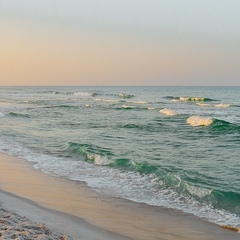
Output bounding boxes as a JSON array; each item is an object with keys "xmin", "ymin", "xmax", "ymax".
[
  {"xmin": 73, "ymin": 92, "xmax": 93, "ymax": 97},
  {"xmin": 9, "ymin": 112, "xmax": 30, "ymax": 118},
  {"xmin": 171, "ymin": 96, "xmax": 216, "ymax": 102},
  {"xmin": 215, "ymin": 103, "xmax": 231, "ymax": 108},
  {"xmin": 159, "ymin": 108, "xmax": 179, "ymax": 116},
  {"xmin": 118, "ymin": 93, "xmax": 134, "ymax": 99},
  {"xmin": 122, "ymin": 105, "xmax": 136, "ymax": 109},
  {"xmin": 186, "ymin": 116, "xmax": 213, "ymax": 127}
]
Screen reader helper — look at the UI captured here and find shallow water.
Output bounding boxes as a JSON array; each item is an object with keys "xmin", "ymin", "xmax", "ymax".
[{"xmin": 0, "ymin": 86, "xmax": 239, "ymax": 227}]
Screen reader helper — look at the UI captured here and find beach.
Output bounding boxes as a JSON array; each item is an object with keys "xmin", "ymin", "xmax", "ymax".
[{"xmin": 0, "ymin": 153, "xmax": 239, "ymax": 240}]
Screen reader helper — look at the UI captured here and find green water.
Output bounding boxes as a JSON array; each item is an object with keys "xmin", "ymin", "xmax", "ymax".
[{"xmin": 0, "ymin": 86, "xmax": 239, "ymax": 227}]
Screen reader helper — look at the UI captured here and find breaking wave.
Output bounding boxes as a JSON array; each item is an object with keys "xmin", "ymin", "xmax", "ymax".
[
  {"xmin": 73, "ymin": 92, "xmax": 98, "ymax": 97},
  {"xmin": 122, "ymin": 105, "xmax": 136, "ymax": 109},
  {"xmin": 52, "ymin": 141, "xmax": 240, "ymax": 227},
  {"xmin": 186, "ymin": 116, "xmax": 214, "ymax": 126},
  {"xmin": 186, "ymin": 116, "xmax": 240, "ymax": 133},
  {"xmin": 159, "ymin": 108, "xmax": 179, "ymax": 116},
  {"xmin": 215, "ymin": 103, "xmax": 231, "ymax": 108},
  {"xmin": 196, "ymin": 103, "xmax": 211, "ymax": 107},
  {"xmin": 168, "ymin": 96, "xmax": 217, "ymax": 102},
  {"xmin": 118, "ymin": 93, "xmax": 134, "ymax": 99}
]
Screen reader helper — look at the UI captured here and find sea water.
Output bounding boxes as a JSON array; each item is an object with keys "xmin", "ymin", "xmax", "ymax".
[{"xmin": 0, "ymin": 86, "xmax": 239, "ymax": 228}]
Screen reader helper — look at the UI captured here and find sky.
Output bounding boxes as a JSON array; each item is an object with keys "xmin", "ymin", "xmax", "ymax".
[{"xmin": 0, "ymin": 0, "xmax": 240, "ymax": 86}]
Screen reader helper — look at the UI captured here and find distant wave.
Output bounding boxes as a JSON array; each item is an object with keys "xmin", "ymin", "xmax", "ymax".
[
  {"xmin": 159, "ymin": 108, "xmax": 179, "ymax": 116},
  {"xmin": 118, "ymin": 93, "xmax": 134, "ymax": 99},
  {"xmin": 196, "ymin": 103, "xmax": 231, "ymax": 108},
  {"xmin": 126, "ymin": 100, "xmax": 148, "ymax": 104},
  {"xmin": 122, "ymin": 105, "xmax": 136, "ymax": 109},
  {"xmin": 186, "ymin": 116, "xmax": 240, "ymax": 132},
  {"xmin": 73, "ymin": 92, "xmax": 98, "ymax": 97},
  {"xmin": 85, "ymin": 104, "xmax": 92, "ymax": 108},
  {"xmin": 167, "ymin": 96, "xmax": 217, "ymax": 102},
  {"xmin": 44, "ymin": 105, "xmax": 79, "ymax": 109},
  {"xmin": 214, "ymin": 103, "xmax": 231, "ymax": 108},
  {"xmin": 37, "ymin": 90, "xmax": 72, "ymax": 95},
  {"xmin": 38, "ymin": 90, "xmax": 100, "ymax": 97},
  {"xmin": 8, "ymin": 112, "xmax": 30, "ymax": 118},
  {"xmin": 186, "ymin": 116, "xmax": 213, "ymax": 126},
  {"xmin": 94, "ymin": 98, "xmax": 119, "ymax": 103},
  {"xmin": 163, "ymin": 96, "xmax": 175, "ymax": 100},
  {"xmin": 196, "ymin": 103, "xmax": 211, "ymax": 107}
]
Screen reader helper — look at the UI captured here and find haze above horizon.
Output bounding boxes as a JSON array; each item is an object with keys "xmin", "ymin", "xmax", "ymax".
[{"xmin": 1, "ymin": 0, "xmax": 240, "ymax": 86}]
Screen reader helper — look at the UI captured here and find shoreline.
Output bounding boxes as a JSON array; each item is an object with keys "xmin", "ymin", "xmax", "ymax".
[{"xmin": 0, "ymin": 153, "xmax": 239, "ymax": 240}]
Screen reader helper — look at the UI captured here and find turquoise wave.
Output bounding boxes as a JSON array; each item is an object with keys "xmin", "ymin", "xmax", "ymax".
[
  {"xmin": 186, "ymin": 116, "xmax": 240, "ymax": 133},
  {"xmin": 165, "ymin": 173, "xmax": 240, "ymax": 215},
  {"xmin": 211, "ymin": 119, "xmax": 240, "ymax": 133},
  {"xmin": 8, "ymin": 112, "xmax": 30, "ymax": 118},
  {"xmin": 63, "ymin": 141, "xmax": 240, "ymax": 216},
  {"xmin": 66, "ymin": 142, "xmax": 114, "ymax": 157}
]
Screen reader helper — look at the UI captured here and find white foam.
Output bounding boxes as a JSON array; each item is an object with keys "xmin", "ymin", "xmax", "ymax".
[
  {"xmin": 172, "ymin": 97, "xmax": 206, "ymax": 102},
  {"xmin": 85, "ymin": 104, "xmax": 92, "ymax": 108},
  {"xmin": 147, "ymin": 107, "xmax": 155, "ymax": 110},
  {"xmin": 0, "ymin": 112, "xmax": 5, "ymax": 117},
  {"xmin": 0, "ymin": 138, "xmax": 239, "ymax": 229},
  {"xmin": 186, "ymin": 116, "xmax": 213, "ymax": 127},
  {"xmin": 122, "ymin": 105, "xmax": 135, "ymax": 109},
  {"xmin": 127, "ymin": 100, "xmax": 148, "ymax": 104},
  {"xmin": 215, "ymin": 103, "xmax": 231, "ymax": 108},
  {"xmin": 118, "ymin": 93, "xmax": 133, "ymax": 99},
  {"xmin": 94, "ymin": 98, "xmax": 119, "ymax": 103},
  {"xmin": 159, "ymin": 108, "xmax": 179, "ymax": 116},
  {"xmin": 73, "ymin": 92, "xmax": 92, "ymax": 97},
  {"xmin": 180, "ymin": 97, "xmax": 205, "ymax": 102},
  {"xmin": 196, "ymin": 103, "xmax": 210, "ymax": 107},
  {"xmin": 93, "ymin": 155, "xmax": 112, "ymax": 166},
  {"xmin": 186, "ymin": 184, "xmax": 213, "ymax": 198}
]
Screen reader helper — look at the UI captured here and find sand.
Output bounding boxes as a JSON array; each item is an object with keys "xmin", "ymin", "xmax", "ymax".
[{"xmin": 0, "ymin": 153, "xmax": 239, "ymax": 240}]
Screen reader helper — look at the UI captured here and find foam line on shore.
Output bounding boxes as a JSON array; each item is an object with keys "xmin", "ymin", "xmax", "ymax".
[{"xmin": 0, "ymin": 153, "xmax": 239, "ymax": 240}]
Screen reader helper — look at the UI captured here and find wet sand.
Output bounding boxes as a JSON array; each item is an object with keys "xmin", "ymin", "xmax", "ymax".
[{"xmin": 0, "ymin": 153, "xmax": 239, "ymax": 240}]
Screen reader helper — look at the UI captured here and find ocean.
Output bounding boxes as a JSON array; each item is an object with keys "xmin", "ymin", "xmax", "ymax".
[{"xmin": 0, "ymin": 86, "xmax": 239, "ymax": 228}]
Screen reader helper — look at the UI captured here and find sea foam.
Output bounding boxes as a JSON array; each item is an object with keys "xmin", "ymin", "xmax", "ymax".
[
  {"xmin": 127, "ymin": 100, "xmax": 148, "ymax": 104},
  {"xmin": 172, "ymin": 97, "xmax": 215, "ymax": 102},
  {"xmin": 73, "ymin": 92, "xmax": 92, "ymax": 97},
  {"xmin": 85, "ymin": 104, "xmax": 92, "ymax": 108},
  {"xmin": 93, "ymin": 155, "xmax": 112, "ymax": 166},
  {"xmin": 122, "ymin": 105, "xmax": 136, "ymax": 109},
  {"xmin": 159, "ymin": 108, "xmax": 179, "ymax": 116},
  {"xmin": 186, "ymin": 116, "xmax": 213, "ymax": 127},
  {"xmin": 215, "ymin": 103, "xmax": 231, "ymax": 108},
  {"xmin": 196, "ymin": 103, "xmax": 210, "ymax": 107},
  {"xmin": 118, "ymin": 93, "xmax": 134, "ymax": 99}
]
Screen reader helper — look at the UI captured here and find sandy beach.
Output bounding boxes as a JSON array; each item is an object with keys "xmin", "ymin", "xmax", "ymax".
[{"xmin": 0, "ymin": 153, "xmax": 239, "ymax": 240}]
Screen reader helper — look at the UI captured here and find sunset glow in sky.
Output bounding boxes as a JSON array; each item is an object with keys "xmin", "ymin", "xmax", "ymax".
[{"xmin": 1, "ymin": 0, "xmax": 240, "ymax": 86}]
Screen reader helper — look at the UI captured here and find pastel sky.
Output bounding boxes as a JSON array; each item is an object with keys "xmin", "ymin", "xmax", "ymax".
[{"xmin": 1, "ymin": 0, "xmax": 240, "ymax": 86}]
